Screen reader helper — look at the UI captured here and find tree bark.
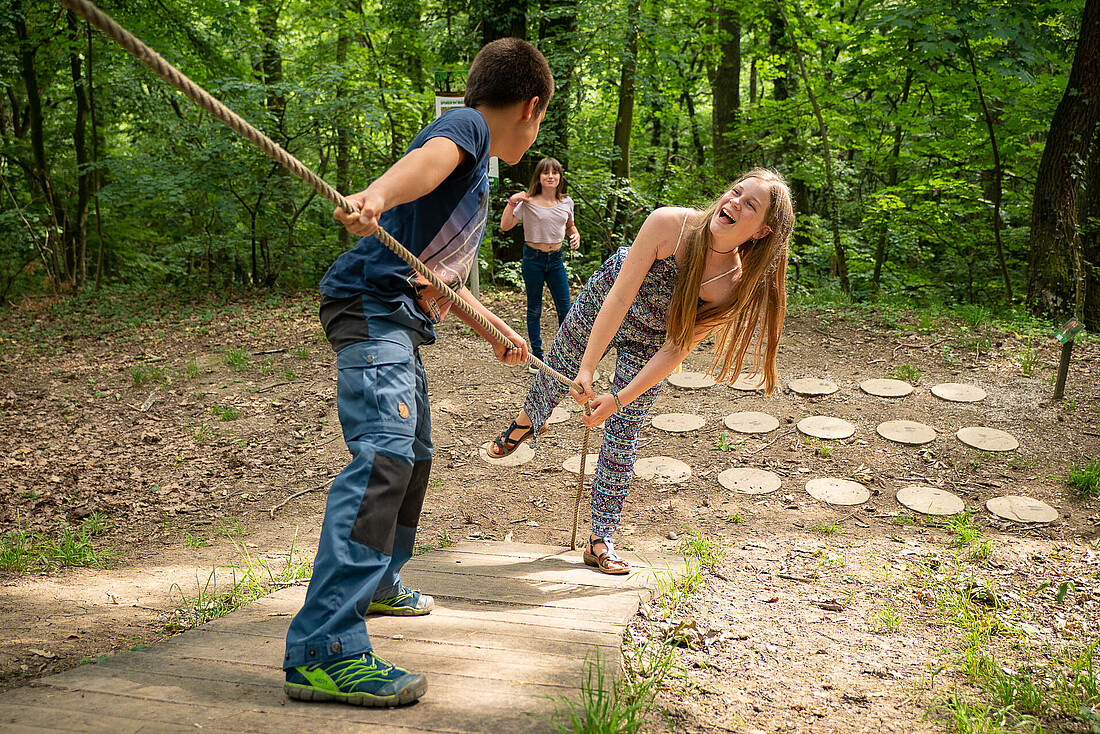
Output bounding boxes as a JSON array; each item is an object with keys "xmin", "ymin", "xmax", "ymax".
[
  {"xmin": 711, "ymin": 0, "xmax": 741, "ymax": 177},
  {"xmin": 1027, "ymin": 0, "xmax": 1100, "ymax": 323}
]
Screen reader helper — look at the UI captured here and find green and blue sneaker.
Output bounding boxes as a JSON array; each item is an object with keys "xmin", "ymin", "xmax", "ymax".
[
  {"xmin": 368, "ymin": 586, "xmax": 434, "ymax": 616},
  {"xmin": 284, "ymin": 651, "xmax": 427, "ymax": 707}
]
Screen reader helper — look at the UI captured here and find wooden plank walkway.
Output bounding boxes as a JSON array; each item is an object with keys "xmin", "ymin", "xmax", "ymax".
[{"xmin": 0, "ymin": 540, "xmax": 684, "ymax": 733}]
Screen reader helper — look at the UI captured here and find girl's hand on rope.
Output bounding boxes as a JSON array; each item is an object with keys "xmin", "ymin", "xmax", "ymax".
[
  {"xmin": 568, "ymin": 370, "xmax": 596, "ymax": 405},
  {"xmin": 581, "ymin": 394, "xmax": 617, "ymax": 427},
  {"xmin": 493, "ymin": 329, "xmax": 528, "ymax": 365},
  {"xmin": 568, "ymin": 230, "xmax": 580, "ymax": 250},
  {"xmin": 334, "ymin": 189, "xmax": 384, "ymax": 237}
]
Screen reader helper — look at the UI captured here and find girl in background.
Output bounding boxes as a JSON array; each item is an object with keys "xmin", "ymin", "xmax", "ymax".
[{"xmin": 502, "ymin": 157, "xmax": 580, "ymax": 372}]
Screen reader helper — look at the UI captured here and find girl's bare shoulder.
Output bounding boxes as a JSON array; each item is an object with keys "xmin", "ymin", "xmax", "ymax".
[{"xmin": 645, "ymin": 207, "xmax": 697, "ymax": 256}]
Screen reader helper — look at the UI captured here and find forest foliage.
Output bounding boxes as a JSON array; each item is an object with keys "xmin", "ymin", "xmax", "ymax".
[{"xmin": 0, "ymin": 0, "xmax": 1095, "ymax": 325}]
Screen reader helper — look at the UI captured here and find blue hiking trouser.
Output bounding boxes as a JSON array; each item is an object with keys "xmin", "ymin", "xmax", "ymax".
[
  {"xmin": 521, "ymin": 245, "xmax": 571, "ymax": 359},
  {"xmin": 283, "ymin": 323, "xmax": 431, "ymax": 670}
]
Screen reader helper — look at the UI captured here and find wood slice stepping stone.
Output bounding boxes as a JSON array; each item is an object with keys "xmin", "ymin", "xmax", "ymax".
[
  {"xmin": 479, "ymin": 442, "xmax": 535, "ymax": 466},
  {"xmin": 667, "ymin": 371, "xmax": 716, "ymax": 389},
  {"xmin": 634, "ymin": 456, "xmax": 691, "ymax": 484},
  {"xmin": 562, "ymin": 453, "xmax": 600, "ymax": 475},
  {"xmin": 896, "ymin": 485, "xmax": 964, "ymax": 516},
  {"xmin": 723, "ymin": 411, "xmax": 779, "ymax": 434},
  {"xmin": 956, "ymin": 426, "xmax": 1019, "ymax": 452},
  {"xmin": 788, "ymin": 378, "xmax": 838, "ymax": 396},
  {"xmin": 797, "ymin": 415, "xmax": 855, "ymax": 440},
  {"xmin": 931, "ymin": 382, "xmax": 987, "ymax": 403},
  {"xmin": 718, "ymin": 467, "xmax": 781, "ymax": 494},
  {"xmin": 547, "ymin": 405, "xmax": 571, "ymax": 425},
  {"xmin": 651, "ymin": 413, "xmax": 706, "ymax": 432},
  {"xmin": 806, "ymin": 477, "xmax": 870, "ymax": 506},
  {"xmin": 986, "ymin": 495, "xmax": 1058, "ymax": 523},
  {"xmin": 859, "ymin": 378, "xmax": 914, "ymax": 397},
  {"xmin": 877, "ymin": 420, "xmax": 936, "ymax": 445},
  {"xmin": 730, "ymin": 373, "xmax": 765, "ymax": 391}
]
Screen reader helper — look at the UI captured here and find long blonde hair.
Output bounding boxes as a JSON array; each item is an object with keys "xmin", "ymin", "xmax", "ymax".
[{"xmin": 665, "ymin": 169, "xmax": 794, "ymax": 394}]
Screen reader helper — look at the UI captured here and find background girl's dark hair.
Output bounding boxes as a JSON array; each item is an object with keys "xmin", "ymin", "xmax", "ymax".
[{"xmin": 526, "ymin": 157, "xmax": 566, "ymax": 200}]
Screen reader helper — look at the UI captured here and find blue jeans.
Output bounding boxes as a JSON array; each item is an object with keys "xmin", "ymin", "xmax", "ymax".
[
  {"xmin": 521, "ymin": 245, "xmax": 571, "ymax": 359},
  {"xmin": 284, "ymin": 318, "xmax": 431, "ymax": 670}
]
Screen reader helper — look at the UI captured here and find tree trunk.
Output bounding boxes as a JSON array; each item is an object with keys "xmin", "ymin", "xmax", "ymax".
[
  {"xmin": 872, "ymin": 65, "xmax": 912, "ymax": 292},
  {"xmin": 481, "ymin": 0, "xmax": 529, "ymax": 264},
  {"xmin": 67, "ymin": 10, "xmax": 90, "ymax": 289},
  {"xmin": 607, "ymin": 2, "xmax": 640, "ymax": 243},
  {"xmin": 711, "ymin": 0, "xmax": 740, "ymax": 177},
  {"xmin": 1082, "ymin": 126, "xmax": 1100, "ymax": 326},
  {"xmin": 538, "ymin": 0, "xmax": 577, "ymax": 166},
  {"xmin": 16, "ymin": 0, "xmax": 65, "ymax": 290},
  {"xmin": 87, "ymin": 24, "xmax": 106, "ymax": 290},
  {"xmin": 1027, "ymin": 0, "xmax": 1100, "ymax": 323},
  {"xmin": 778, "ymin": 0, "xmax": 848, "ymax": 294},
  {"xmin": 963, "ymin": 35, "xmax": 1011, "ymax": 300}
]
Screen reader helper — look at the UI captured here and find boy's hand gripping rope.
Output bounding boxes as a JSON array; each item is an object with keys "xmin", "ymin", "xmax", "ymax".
[{"xmin": 61, "ymin": 0, "xmax": 594, "ymax": 549}]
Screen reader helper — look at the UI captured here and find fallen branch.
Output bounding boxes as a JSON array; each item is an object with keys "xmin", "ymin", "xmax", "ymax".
[
  {"xmin": 746, "ymin": 428, "xmax": 795, "ymax": 456},
  {"xmin": 268, "ymin": 476, "xmax": 336, "ymax": 518}
]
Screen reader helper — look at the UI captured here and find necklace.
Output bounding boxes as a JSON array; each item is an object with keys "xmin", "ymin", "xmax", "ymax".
[{"xmin": 708, "ymin": 244, "xmax": 739, "ymax": 254}]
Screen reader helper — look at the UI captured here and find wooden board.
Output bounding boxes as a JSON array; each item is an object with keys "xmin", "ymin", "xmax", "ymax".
[
  {"xmin": 930, "ymin": 382, "xmax": 987, "ymax": 403},
  {"xmin": 895, "ymin": 485, "xmax": 964, "ymax": 516},
  {"xmin": 956, "ymin": 426, "xmax": 1019, "ymax": 452},
  {"xmin": 859, "ymin": 379, "xmax": 914, "ymax": 397},
  {"xmin": 805, "ymin": 478, "xmax": 869, "ymax": 506},
  {"xmin": 876, "ymin": 420, "xmax": 936, "ymax": 445},
  {"xmin": 0, "ymin": 541, "xmax": 685, "ymax": 734},
  {"xmin": 651, "ymin": 413, "xmax": 706, "ymax": 432},
  {"xmin": 986, "ymin": 495, "xmax": 1058, "ymax": 523}
]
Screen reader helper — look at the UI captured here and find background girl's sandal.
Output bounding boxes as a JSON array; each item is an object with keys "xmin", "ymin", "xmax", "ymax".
[{"xmin": 583, "ymin": 537, "xmax": 630, "ymax": 575}]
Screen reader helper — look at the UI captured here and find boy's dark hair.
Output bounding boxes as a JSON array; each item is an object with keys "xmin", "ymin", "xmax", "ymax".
[{"xmin": 464, "ymin": 38, "xmax": 554, "ymax": 114}]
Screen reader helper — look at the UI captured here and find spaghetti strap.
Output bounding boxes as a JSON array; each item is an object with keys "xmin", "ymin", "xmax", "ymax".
[
  {"xmin": 672, "ymin": 211, "xmax": 689, "ymax": 256},
  {"xmin": 701, "ymin": 262, "xmax": 741, "ymax": 287}
]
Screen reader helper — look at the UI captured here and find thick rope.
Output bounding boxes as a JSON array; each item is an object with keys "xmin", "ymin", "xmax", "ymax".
[
  {"xmin": 59, "ymin": 0, "xmax": 581, "ymax": 392},
  {"xmin": 64, "ymin": 0, "xmax": 598, "ymax": 544}
]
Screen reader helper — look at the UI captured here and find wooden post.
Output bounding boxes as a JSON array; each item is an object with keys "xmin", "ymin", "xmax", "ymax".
[{"xmin": 1052, "ymin": 318, "xmax": 1085, "ymax": 401}]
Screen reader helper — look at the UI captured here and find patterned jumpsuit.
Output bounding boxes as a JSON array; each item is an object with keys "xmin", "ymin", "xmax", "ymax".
[{"xmin": 523, "ymin": 245, "xmax": 679, "ymax": 539}]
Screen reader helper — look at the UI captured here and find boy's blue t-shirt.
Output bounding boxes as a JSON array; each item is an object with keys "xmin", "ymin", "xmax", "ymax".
[{"xmin": 320, "ymin": 107, "xmax": 491, "ymax": 340}]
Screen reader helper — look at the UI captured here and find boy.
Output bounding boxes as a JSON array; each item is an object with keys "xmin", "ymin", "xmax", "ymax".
[{"xmin": 282, "ymin": 38, "xmax": 552, "ymax": 707}]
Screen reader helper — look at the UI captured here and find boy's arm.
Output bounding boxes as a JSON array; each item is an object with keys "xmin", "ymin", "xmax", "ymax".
[
  {"xmin": 450, "ymin": 286, "xmax": 529, "ymax": 365},
  {"xmin": 334, "ymin": 137, "xmax": 467, "ymax": 237}
]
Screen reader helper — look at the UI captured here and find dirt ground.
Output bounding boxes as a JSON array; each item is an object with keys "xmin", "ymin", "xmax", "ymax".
[{"xmin": 1, "ymin": 290, "xmax": 1098, "ymax": 732}]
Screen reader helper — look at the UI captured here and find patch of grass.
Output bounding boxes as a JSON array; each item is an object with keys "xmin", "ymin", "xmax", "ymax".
[
  {"xmin": 889, "ymin": 362, "xmax": 922, "ymax": 384},
  {"xmin": 815, "ymin": 443, "xmax": 834, "ymax": 458},
  {"xmin": 211, "ymin": 405, "xmax": 240, "ymax": 421},
  {"xmin": 223, "ymin": 348, "xmax": 250, "ymax": 371},
  {"xmin": 1015, "ymin": 333, "xmax": 1040, "ymax": 376},
  {"xmin": 676, "ymin": 532, "xmax": 726, "ymax": 572},
  {"xmin": 0, "ymin": 512, "xmax": 115, "ymax": 573},
  {"xmin": 131, "ymin": 364, "xmax": 168, "ymax": 386},
  {"xmin": 712, "ymin": 431, "xmax": 738, "ymax": 452},
  {"xmin": 546, "ymin": 640, "xmax": 675, "ymax": 734},
  {"xmin": 1065, "ymin": 457, "xmax": 1100, "ymax": 499},
  {"xmin": 437, "ymin": 529, "xmax": 455, "ymax": 549},
  {"xmin": 192, "ymin": 418, "xmax": 216, "ymax": 442},
  {"xmin": 295, "ymin": 346, "xmax": 310, "ymax": 359},
  {"xmin": 727, "ymin": 514, "xmax": 743, "ymax": 524},
  {"xmin": 181, "ymin": 529, "xmax": 210, "ymax": 548},
  {"xmin": 163, "ymin": 538, "xmax": 312, "ymax": 631},
  {"xmin": 809, "ymin": 520, "xmax": 838, "ymax": 535},
  {"xmin": 890, "ymin": 514, "xmax": 917, "ymax": 526},
  {"xmin": 184, "ymin": 360, "xmax": 199, "ymax": 379},
  {"xmin": 869, "ymin": 596, "xmax": 903, "ymax": 633}
]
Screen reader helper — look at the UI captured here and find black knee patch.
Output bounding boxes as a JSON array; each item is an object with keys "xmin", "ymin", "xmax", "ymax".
[
  {"xmin": 350, "ymin": 453, "xmax": 412, "ymax": 555},
  {"xmin": 397, "ymin": 459, "xmax": 431, "ymax": 527}
]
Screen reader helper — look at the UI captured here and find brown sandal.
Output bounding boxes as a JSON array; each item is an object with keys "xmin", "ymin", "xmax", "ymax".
[
  {"xmin": 487, "ymin": 419, "xmax": 537, "ymax": 458},
  {"xmin": 583, "ymin": 537, "xmax": 630, "ymax": 575}
]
